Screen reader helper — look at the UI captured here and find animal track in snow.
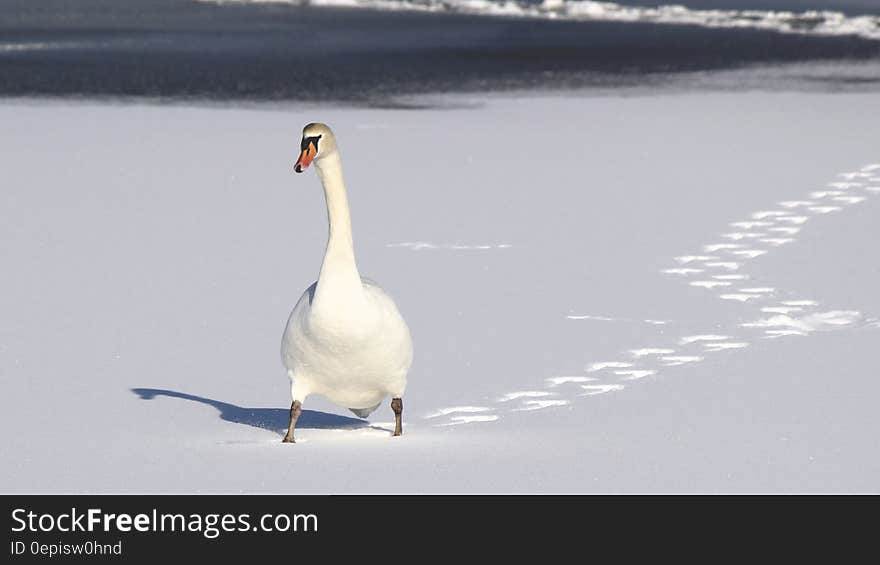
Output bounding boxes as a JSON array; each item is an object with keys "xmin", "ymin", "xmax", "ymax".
[
  {"xmin": 675, "ymin": 255, "xmax": 719, "ymax": 264},
  {"xmin": 731, "ymin": 249, "xmax": 768, "ymax": 259},
  {"xmin": 742, "ymin": 310, "xmax": 864, "ymax": 334},
  {"xmin": 630, "ymin": 348, "xmax": 676, "ymax": 358},
  {"xmin": 662, "ymin": 356, "xmax": 703, "ymax": 366},
  {"xmin": 776, "ymin": 216, "xmax": 809, "ymax": 225},
  {"xmin": 762, "ymin": 306, "xmax": 802, "ymax": 314},
  {"xmin": 497, "ymin": 391, "xmax": 555, "ymax": 402},
  {"xmin": 740, "ymin": 287, "xmax": 774, "ymax": 294},
  {"xmin": 759, "ymin": 238, "xmax": 795, "ymax": 246},
  {"xmin": 703, "ymin": 342, "xmax": 749, "ymax": 351},
  {"xmin": 680, "ymin": 335, "xmax": 730, "ymax": 345},
  {"xmin": 768, "ymin": 226, "xmax": 800, "ymax": 235},
  {"xmin": 705, "ymin": 261, "xmax": 740, "ymax": 270},
  {"xmin": 587, "ymin": 361, "xmax": 633, "ymax": 372},
  {"xmin": 566, "ymin": 314, "xmax": 670, "ymax": 325},
  {"xmin": 514, "ymin": 399, "xmax": 571, "ymax": 411},
  {"xmin": 779, "ymin": 200, "xmax": 814, "ymax": 208},
  {"xmin": 809, "ymin": 206, "xmax": 842, "ymax": 214},
  {"xmin": 690, "ymin": 280, "xmax": 732, "ymax": 289},
  {"xmin": 752, "ymin": 211, "xmax": 790, "ymax": 219},
  {"xmin": 615, "ymin": 369, "xmax": 657, "ymax": 381},
  {"xmin": 546, "ymin": 376, "xmax": 596, "ymax": 386},
  {"xmin": 581, "ymin": 384, "xmax": 625, "ymax": 396},
  {"xmin": 443, "ymin": 415, "xmax": 499, "ymax": 425},
  {"xmin": 425, "ymin": 406, "xmax": 494, "ymax": 419},
  {"xmin": 704, "ymin": 243, "xmax": 743, "ymax": 252},
  {"xmin": 833, "ymin": 195, "xmax": 866, "ymax": 205},
  {"xmin": 566, "ymin": 314, "xmax": 615, "ymax": 321},
  {"xmin": 782, "ymin": 300, "xmax": 817, "ymax": 306},
  {"xmin": 428, "ymin": 162, "xmax": 877, "ymax": 428},
  {"xmin": 719, "ymin": 293, "xmax": 760, "ymax": 302},
  {"xmin": 721, "ymin": 232, "xmax": 766, "ymax": 240},
  {"xmin": 730, "ymin": 221, "xmax": 772, "ymax": 229},
  {"xmin": 765, "ymin": 329, "xmax": 808, "ymax": 338}
]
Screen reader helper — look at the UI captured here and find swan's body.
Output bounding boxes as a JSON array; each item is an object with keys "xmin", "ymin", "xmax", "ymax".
[
  {"xmin": 280, "ymin": 123, "xmax": 412, "ymax": 441},
  {"xmin": 282, "ymin": 278, "xmax": 412, "ymax": 413}
]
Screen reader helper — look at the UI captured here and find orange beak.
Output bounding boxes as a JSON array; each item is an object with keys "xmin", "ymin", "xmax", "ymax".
[{"xmin": 294, "ymin": 141, "xmax": 317, "ymax": 173}]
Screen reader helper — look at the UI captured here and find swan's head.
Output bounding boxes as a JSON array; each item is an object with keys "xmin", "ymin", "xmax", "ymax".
[{"xmin": 294, "ymin": 122, "xmax": 337, "ymax": 173}]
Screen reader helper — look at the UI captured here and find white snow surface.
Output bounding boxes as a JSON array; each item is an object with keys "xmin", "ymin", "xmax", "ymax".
[
  {"xmin": 199, "ymin": 1, "xmax": 880, "ymax": 41},
  {"xmin": 1, "ymin": 92, "xmax": 880, "ymax": 493}
]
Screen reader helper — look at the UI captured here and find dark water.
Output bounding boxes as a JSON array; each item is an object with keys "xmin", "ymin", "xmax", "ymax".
[{"xmin": 1, "ymin": 0, "xmax": 879, "ymax": 103}]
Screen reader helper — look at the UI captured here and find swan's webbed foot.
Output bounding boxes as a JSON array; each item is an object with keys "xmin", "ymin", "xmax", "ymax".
[
  {"xmin": 282, "ymin": 400, "xmax": 302, "ymax": 443},
  {"xmin": 391, "ymin": 397, "xmax": 403, "ymax": 437}
]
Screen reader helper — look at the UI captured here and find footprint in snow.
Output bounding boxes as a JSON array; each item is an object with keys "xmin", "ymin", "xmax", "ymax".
[{"xmin": 428, "ymin": 163, "xmax": 878, "ymax": 428}]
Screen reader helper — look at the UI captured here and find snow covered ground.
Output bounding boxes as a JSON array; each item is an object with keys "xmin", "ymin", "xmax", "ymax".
[
  {"xmin": 203, "ymin": 0, "xmax": 880, "ymax": 41},
  {"xmin": 1, "ymin": 91, "xmax": 879, "ymax": 492}
]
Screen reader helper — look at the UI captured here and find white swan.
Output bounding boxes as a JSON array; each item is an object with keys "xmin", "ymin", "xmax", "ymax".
[{"xmin": 280, "ymin": 123, "xmax": 413, "ymax": 442}]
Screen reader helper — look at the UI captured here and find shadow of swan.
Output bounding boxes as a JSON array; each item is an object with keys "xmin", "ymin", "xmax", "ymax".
[{"xmin": 131, "ymin": 388, "xmax": 385, "ymax": 434}]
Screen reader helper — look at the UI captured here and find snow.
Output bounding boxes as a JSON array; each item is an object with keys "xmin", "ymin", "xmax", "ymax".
[
  {"xmin": 200, "ymin": 1, "xmax": 880, "ymax": 41},
  {"xmin": 1, "ymin": 90, "xmax": 879, "ymax": 492}
]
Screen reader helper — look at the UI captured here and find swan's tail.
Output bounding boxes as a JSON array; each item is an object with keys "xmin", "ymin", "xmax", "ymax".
[{"xmin": 349, "ymin": 403, "xmax": 381, "ymax": 419}]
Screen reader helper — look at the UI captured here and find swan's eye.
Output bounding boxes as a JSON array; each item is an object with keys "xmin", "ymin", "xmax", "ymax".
[{"xmin": 301, "ymin": 135, "xmax": 322, "ymax": 153}]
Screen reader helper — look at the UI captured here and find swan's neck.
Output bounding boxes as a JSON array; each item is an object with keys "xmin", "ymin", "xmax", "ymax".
[{"xmin": 313, "ymin": 152, "xmax": 364, "ymax": 310}]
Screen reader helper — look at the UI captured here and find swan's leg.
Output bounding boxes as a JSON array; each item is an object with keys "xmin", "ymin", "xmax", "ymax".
[
  {"xmin": 391, "ymin": 397, "xmax": 403, "ymax": 437},
  {"xmin": 282, "ymin": 374, "xmax": 305, "ymax": 443},
  {"xmin": 281, "ymin": 400, "xmax": 302, "ymax": 443}
]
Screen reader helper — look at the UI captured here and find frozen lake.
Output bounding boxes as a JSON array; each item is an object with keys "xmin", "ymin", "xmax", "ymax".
[{"xmin": 1, "ymin": 91, "xmax": 879, "ymax": 492}]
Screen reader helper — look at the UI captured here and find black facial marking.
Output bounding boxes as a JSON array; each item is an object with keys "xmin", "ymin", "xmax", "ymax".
[{"xmin": 300, "ymin": 134, "xmax": 322, "ymax": 152}]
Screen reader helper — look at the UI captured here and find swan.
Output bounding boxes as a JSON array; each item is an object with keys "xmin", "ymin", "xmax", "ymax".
[{"xmin": 280, "ymin": 123, "xmax": 413, "ymax": 443}]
